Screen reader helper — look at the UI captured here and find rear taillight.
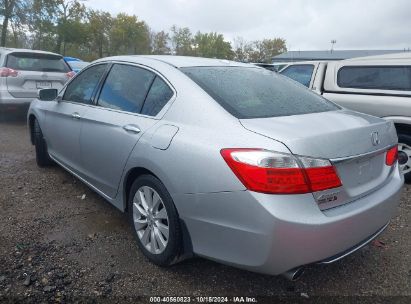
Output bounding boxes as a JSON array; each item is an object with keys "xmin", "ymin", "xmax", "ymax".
[
  {"xmin": 386, "ymin": 146, "xmax": 398, "ymax": 166},
  {"xmin": 0, "ymin": 67, "xmax": 18, "ymax": 77},
  {"xmin": 221, "ymin": 149, "xmax": 342, "ymax": 194},
  {"xmin": 66, "ymin": 71, "xmax": 76, "ymax": 78}
]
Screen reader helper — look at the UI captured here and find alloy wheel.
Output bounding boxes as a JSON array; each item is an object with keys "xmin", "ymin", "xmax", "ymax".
[{"xmin": 132, "ymin": 186, "xmax": 169, "ymax": 254}]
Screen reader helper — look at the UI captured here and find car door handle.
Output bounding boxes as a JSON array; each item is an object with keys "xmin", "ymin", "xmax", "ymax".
[
  {"xmin": 71, "ymin": 112, "xmax": 81, "ymax": 120},
  {"xmin": 123, "ymin": 124, "xmax": 141, "ymax": 134}
]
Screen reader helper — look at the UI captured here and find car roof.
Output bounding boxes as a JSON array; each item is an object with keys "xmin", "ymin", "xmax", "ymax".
[
  {"xmin": 344, "ymin": 52, "xmax": 411, "ymax": 61},
  {"xmin": 282, "ymin": 60, "xmax": 327, "ymax": 65},
  {"xmin": 0, "ymin": 47, "xmax": 63, "ymax": 57},
  {"xmin": 95, "ymin": 55, "xmax": 252, "ymax": 68}
]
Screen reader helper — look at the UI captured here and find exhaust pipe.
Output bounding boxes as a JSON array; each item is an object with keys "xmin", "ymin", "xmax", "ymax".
[{"xmin": 282, "ymin": 267, "xmax": 305, "ymax": 281}]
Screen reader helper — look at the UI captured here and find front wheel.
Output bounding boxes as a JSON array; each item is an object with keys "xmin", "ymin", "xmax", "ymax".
[
  {"xmin": 398, "ymin": 134, "xmax": 411, "ymax": 183},
  {"xmin": 128, "ymin": 175, "xmax": 182, "ymax": 266}
]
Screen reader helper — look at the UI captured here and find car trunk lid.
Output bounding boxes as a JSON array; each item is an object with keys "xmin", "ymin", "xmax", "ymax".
[
  {"xmin": 240, "ymin": 110, "xmax": 398, "ymax": 209},
  {"xmin": 6, "ymin": 70, "xmax": 69, "ymax": 98}
]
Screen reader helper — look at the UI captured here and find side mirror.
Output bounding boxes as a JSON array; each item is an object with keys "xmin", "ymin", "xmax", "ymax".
[{"xmin": 39, "ymin": 88, "xmax": 58, "ymax": 101}]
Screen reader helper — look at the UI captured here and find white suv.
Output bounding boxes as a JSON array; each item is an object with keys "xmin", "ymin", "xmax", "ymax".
[
  {"xmin": 0, "ymin": 48, "xmax": 73, "ymax": 117},
  {"xmin": 279, "ymin": 52, "xmax": 411, "ymax": 182}
]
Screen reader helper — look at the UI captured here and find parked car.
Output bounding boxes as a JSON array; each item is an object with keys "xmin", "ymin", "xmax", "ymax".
[
  {"xmin": 252, "ymin": 62, "xmax": 287, "ymax": 72},
  {"xmin": 67, "ymin": 61, "xmax": 89, "ymax": 73},
  {"xmin": 0, "ymin": 48, "xmax": 74, "ymax": 114},
  {"xmin": 64, "ymin": 56, "xmax": 81, "ymax": 62},
  {"xmin": 279, "ymin": 53, "xmax": 411, "ymax": 182},
  {"xmin": 28, "ymin": 56, "xmax": 403, "ymax": 280}
]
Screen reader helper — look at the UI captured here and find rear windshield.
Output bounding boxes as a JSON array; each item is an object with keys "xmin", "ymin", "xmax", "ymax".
[
  {"xmin": 6, "ymin": 52, "xmax": 70, "ymax": 73},
  {"xmin": 182, "ymin": 66, "xmax": 339, "ymax": 119}
]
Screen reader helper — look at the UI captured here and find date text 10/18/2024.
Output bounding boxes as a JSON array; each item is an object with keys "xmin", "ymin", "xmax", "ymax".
[{"xmin": 149, "ymin": 296, "xmax": 258, "ymax": 303}]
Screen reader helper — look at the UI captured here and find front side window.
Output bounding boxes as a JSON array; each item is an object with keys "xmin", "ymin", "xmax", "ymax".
[
  {"xmin": 337, "ymin": 66, "xmax": 411, "ymax": 91},
  {"xmin": 280, "ymin": 64, "xmax": 315, "ymax": 87},
  {"xmin": 63, "ymin": 64, "xmax": 108, "ymax": 104},
  {"xmin": 98, "ymin": 64, "xmax": 155, "ymax": 113},
  {"xmin": 7, "ymin": 52, "xmax": 70, "ymax": 73},
  {"xmin": 182, "ymin": 66, "xmax": 338, "ymax": 119}
]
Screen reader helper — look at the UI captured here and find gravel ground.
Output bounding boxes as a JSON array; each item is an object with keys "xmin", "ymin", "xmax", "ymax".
[{"xmin": 0, "ymin": 120, "xmax": 410, "ymax": 303}]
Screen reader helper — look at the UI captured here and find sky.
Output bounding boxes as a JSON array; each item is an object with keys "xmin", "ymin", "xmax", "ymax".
[{"xmin": 87, "ymin": 0, "xmax": 411, "ymax": 51}]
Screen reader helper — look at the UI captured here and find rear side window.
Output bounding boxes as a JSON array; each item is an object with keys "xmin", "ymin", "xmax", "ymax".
[
  {"xmin": 98, "ymin": 64, "xmax": 155, "ymax": 113},
  {"xmin": 337, "ymin": 66, "xmax": 411, "ymax": 91},
  {"xmin": 280, "ymin": 64, "xmax": 315, "ymax": 87},
  {"xmin": 182, "ymin": 66, "xmax": 338, "ymax": 119},
  {"xmin": 6, "ymin": 52, "xmax": 70, "ymax": 73},
  {"xmin": 63, "ymin": 64, "xmax": 107, "ymax": 104},
  {"xmin": 141, "ymin": 77, "xmax": 174, "ymax": 116}
]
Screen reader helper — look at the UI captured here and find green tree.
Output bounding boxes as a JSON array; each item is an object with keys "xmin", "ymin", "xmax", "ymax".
[
  {"xmin": 151, "ymin": 30, "xmax": 170, "ymax": 55},
  {"xmin": 170, "ymin": 25, "xmax": 193, "ymax": 56},
  {"xmin": 193, "ymin": 31, "xmax": 233, "ymax": 59},
  {"xmin": 54, "ymin": 0, "xmax": 87, "ymax": 54},
  {"xmin": 109, "ymin": 13, "xmax": 150, "ymax": 55},
  {"xmin": 248, "ymin": 38, "xmax": 287, "ymax": 63},
  {"xmin": 0, "ymin": 0, "xmax": 29, "ymax": 46},
  {"xmin": 87, "ymin": 9, "xmax": 112, "ymax": 58},
  {"xmin": 233, "ymin": 37, "xmax": 287, "ymax": 63},
  {"xmin": 233, "ymin": 37, "xmax": 253, "ymax": 62},
  {"xmin": 29, "ymin": 0, "xmax": 57, "ymax": 51}
]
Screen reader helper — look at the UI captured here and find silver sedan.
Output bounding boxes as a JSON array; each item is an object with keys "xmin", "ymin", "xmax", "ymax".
[{"xmin": 27, "ymin": 56, "xmax": 403, "ymax": 280}]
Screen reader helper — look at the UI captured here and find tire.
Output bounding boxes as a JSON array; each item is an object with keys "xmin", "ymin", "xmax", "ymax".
[
  {"xmin": 398, "ymin": 134, "xmax": 411, "ymax": 183},
  {"xmin": 33, "ymin": 119, "xmax": 53, "ymax": 167},
  {"xmin": 128, "ymin": 174, "xmax": 182, "ymax": 266}
]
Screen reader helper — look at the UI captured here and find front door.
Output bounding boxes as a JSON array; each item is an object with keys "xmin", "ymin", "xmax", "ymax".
[{"xmin": 44, "ymin": 63, "xmax": 108, "ymax": 173}]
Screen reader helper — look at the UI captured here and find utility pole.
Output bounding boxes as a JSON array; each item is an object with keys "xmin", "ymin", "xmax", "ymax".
[{"xmin": 331, "ymin": 40, "xmax": 337, "ymax": 53}]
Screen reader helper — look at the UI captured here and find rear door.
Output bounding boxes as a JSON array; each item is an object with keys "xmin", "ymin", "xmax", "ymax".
[
  {"xmin": 79, "ymin": 63, "xmax": 175, "ymax": 198},
  {"xmin": 44, "ymin": 63, "xmax": 108, "ymax": 173},
  {"xmin": 5, "ymin": 52, "xmax": 71, "ymax": 98}
]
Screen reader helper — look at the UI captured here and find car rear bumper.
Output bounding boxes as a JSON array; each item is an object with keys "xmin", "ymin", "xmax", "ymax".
[
  {"xmin": 0, "ymin": 98, "xmax": 34, "ymax": 107},
  {"xmin": 317, "ymin": 221, "xmax": 389, "ymax": 264},
  {"xmin": 175, "ymin": 166, "xmax": 403, "ymax": 275},
  {"xmin": 0, "ymin": 90, "xmax": 35, "ymax": 105},
  {"xmin": 0, "ymin": 91, "xmax": 33, "ymax": 117}
]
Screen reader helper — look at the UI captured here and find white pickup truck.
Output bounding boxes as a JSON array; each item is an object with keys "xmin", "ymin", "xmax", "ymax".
[{"xmin": 279, "ymin": 52, "xmax": 411, "ymax": 182}]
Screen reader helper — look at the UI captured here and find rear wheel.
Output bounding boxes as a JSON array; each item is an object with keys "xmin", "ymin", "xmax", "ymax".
[
  {"xmin": 33, "ymin": 119, "xmax": 53, "ymax": 167},
  {"xmin": 398, "ymin": 134, "xmax": 411, "ymax": 183},
  {"xmin": 128, "ymin": 175, "xmax": 182, "ymax": 266}
]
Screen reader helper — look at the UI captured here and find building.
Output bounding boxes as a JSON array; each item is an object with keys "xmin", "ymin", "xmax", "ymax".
[{"xmin": 272, "ymin": 50, "xmax": 410, "ymax": 63}]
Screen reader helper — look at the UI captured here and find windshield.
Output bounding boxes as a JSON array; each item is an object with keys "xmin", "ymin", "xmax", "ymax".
[
  {"xmin": 6, "ymin": 52, "xmax": 70, "ymax": 73},
  {"xmin": 182, "ymin": 66, "xmax": 339, "ymax": 119}
]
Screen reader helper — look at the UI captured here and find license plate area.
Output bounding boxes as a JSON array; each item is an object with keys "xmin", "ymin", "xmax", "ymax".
[
  {"xmin": 36, "ymin": 81, "xmax": 51, "ymax": 89},
  {"xmin": 355, "ymin": 157, "xmax": 375, "ymax": 185},
  {"xmin": 333, "ymin": 151, "xmax": 389, "ymax": 198}
]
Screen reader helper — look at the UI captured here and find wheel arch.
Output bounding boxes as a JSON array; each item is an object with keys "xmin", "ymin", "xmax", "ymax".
[
  {"xmin": 123, "ymin": 166, "xmax": 194, "ymax": 259},
  {"xmin": 394, "ymin": 123, "xmax": 411, "ymax": 136},
  {"xmin": 123, "ymin": 167, "xmax": 160, "ymax": 213}
]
